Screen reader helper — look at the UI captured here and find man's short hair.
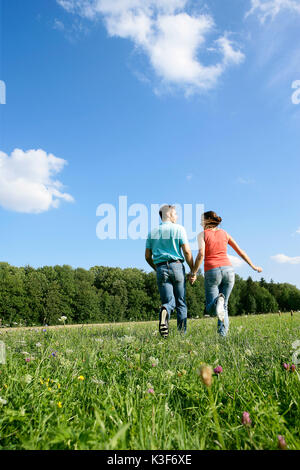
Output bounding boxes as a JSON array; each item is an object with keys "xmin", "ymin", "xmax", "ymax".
[{"xmin": 159, "ymin": 204, "xmax": 175, "ymax": 220}]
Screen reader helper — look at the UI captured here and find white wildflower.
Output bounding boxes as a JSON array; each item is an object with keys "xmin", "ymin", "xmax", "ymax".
[
  {"xmin": 58, "ymin": 316, "xmax": 67, "ymax": 322},
  {"xmin": 149, "ymin": 356, "xmax": 159, "ymax": 366},
  {"xmin": 23, "ymin": 374, "xmax": 33, "ymax": 384},
  {"xmin": 165, "ymin": 370, "xmax": 175, "ymax": 378},
  {"xmin": 123, "ymin": 335, "xmax": 134, "ymax": 343},
  {"xmin": 0, "ymin": 397, "xmax": 7, "ymax": 405}
]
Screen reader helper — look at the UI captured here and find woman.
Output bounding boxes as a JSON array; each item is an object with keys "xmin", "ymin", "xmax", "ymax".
[{"xmin": 190, "ymin": 211, "xmax": 262, "ymax": 337}]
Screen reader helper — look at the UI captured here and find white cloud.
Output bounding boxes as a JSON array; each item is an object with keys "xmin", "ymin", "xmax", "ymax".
[
  {"xmin": 228, "ymin": 255, "xmax": 245, "ymax": 268},
  {"xmin": 271, "ymin": 253, "xmax": 300, "ymax": 264},
  {"xmin": 53, "ymin": 18, "xmax": 65, "ymax": 31},
  {"xmin": 56, "ymin": 0, "xmax": 244, "ymax": 95},
  {"xmin": 296, "ymin": 227, "xmax": 300, "ymax": 234},
  {"xmin": 246, "ymin": 0, "xmax": 300, "ymax": 23},
  {"xmin": 237, "ymin": 176, "xmax": 254, "ymax": 184},
  {"xmin": 0, "ymin": 149, "xmax": 74, "ymax": 214}
]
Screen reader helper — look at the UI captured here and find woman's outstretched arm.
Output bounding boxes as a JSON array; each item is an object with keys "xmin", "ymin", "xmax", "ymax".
[{"xmin": 228, "ymin": 234, "xmax": 262, "ymax": 272}]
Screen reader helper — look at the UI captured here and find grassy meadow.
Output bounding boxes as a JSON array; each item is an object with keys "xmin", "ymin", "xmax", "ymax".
[{"xmin": 0, "ymin": 313, "xmax": 299, "ymax": 450}]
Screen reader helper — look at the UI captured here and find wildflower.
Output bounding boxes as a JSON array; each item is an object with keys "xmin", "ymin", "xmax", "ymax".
[
  {"xmin": 123, "ymin": 335, "xmax": 134, "ymax": 343},
  {"xmin": 147, "ymin": 388, "xmax": 155, "ymax": 394},
  {"xmin": 283, "ymin": 363, "xmax": 290, "ymax": 371},
  {"xmin": 198, "ymin": 364, "xmax": 213, "ymax": 387},
  {"xmin": 0, "ymin": 397, "xmax": 7, "ymax": 405},
  {"xmin": 23, "ymin": 374, "xmax": 32, "ymax": 384},
  {"xmin": 57, "ymin": 383, "xmax": 61, "ymax": 389},
  {"xmin": 278, "ymin": 435, "xmax": 287, "ymax": 450},
  {"xmin": 214, "ymin": 366, "xmax": 223, "ymax": 375},
  {"xmin": 50, "ymin": 351, "xmax": 58, "ymax": 358},
  {"xmin": 78, "ymin": 375, "xmax": 85, "ymax": 381},
  {"xmin": 57, "ymin": 401, "xmax": 62, "ymax": 408},
  {"xmin": 149, "ymin": 356, "xmax": 159, "ymax": 367},
  {"xmin": 25, "ymin": 357, "xmax": 31, "ymax": 363},
  {"xmin": 290, "ymin": 364, "xmax": 296, "ymax": 372},
  {"xmin": 58, "ymin": 316, "xmax": 67, "ymax": 323},
  {"xmin": 165, "ymin": 370, "xmax": 175, "ymax": 378},
  {"xmin": 242, "ymin": 411, "xmax": 252, "ymax": 426},
  {"xmin": 35, "ymin": 342, "xmax": 42, "ymax": 347}
]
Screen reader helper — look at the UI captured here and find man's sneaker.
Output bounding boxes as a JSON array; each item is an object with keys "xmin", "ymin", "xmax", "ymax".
[
  {"xmin": 215, "ymin": 294, "xmax": 225, "ymax": 322},
  {"xmin": 159, "ymin": 307, "xmax": 169, "ymax": 338}
]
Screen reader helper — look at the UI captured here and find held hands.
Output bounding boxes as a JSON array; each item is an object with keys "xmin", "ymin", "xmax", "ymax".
[{"xmin": 188, "ymin": 272, "xmax": 197, "ymax": 285}]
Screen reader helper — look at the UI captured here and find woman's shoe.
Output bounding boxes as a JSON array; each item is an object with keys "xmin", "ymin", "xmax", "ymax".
[{"xmin": 215, "ymin": 294, "xmax": 225, "ymax": 322}]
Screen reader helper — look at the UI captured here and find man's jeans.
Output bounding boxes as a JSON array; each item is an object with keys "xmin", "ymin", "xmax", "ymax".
[
  {"xmin": 156, "ymin": 261, "xmax": 187, "ymax": 333},
  {"xmin": 204, "ymin": 266, "xmax": 235, "ymax": 337}
]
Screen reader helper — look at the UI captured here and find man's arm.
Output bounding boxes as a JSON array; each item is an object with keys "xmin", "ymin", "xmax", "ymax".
[
  {"xmin": 181, "ymin": 243, "xmax": 194, "ymax": 272},
  {"xmin": 145, "ymin": 248, "xmax": 157, "ymax": 271}
]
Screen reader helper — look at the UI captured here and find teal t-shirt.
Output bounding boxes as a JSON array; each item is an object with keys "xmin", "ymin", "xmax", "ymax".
[{"xmin": 146, "ymin": 221, "xmax": 188, "ymax": 265}]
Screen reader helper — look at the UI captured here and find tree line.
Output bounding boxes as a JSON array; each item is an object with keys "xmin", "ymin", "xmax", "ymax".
[{"xmin": 0, "ymin": 262, "xmax": 299, "ymax": 326}]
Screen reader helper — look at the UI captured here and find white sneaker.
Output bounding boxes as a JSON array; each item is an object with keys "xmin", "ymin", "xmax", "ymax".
[{"xmin": 215, "ymin": 294, "xmax": 225, "ymax": 322}]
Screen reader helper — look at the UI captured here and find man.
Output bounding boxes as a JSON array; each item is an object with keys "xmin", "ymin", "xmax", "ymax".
[{"xmin": 145, "ymin": 205, "xmax": 194, "ymax": 337}]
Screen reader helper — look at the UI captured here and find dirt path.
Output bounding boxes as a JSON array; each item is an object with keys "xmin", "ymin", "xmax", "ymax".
[{"xmin": 0, "ymin": 319, "xmax": 160, "ymax": 333}]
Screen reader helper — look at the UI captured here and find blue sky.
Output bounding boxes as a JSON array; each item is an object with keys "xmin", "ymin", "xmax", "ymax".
[{"xmin": 0, "ymin": 0, "xmax": 300, "ymax": 287}]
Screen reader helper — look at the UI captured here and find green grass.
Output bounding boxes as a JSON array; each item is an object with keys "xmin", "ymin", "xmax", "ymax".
[{"xmin": 0, "ymin": 313, "xmax": 299, "ymax": 450}]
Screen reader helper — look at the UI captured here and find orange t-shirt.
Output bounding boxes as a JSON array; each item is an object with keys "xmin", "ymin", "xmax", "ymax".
[{"xmin": 204, "ymin": 229, "xmax": 232, "ymax": 272}]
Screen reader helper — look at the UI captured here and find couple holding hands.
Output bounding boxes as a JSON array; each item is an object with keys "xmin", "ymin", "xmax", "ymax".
[{"xmin": 145, "ymin": 205, "xmax": 262, "ymax": 338}]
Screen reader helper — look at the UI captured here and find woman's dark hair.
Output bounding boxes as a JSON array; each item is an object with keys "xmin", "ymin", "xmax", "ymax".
[{"xmin": 202, "ymin": 211, "xmax": 222, "ymax": 228}]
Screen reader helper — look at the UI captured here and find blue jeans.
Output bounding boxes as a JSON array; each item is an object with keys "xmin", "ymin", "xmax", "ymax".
[
  {"xmin": 204, "ymin": 266, "xmax": 235, "ymax": 337},
  {"xmin": 156, "ymin": 261, "xmax": 187, "ymax": 333}
]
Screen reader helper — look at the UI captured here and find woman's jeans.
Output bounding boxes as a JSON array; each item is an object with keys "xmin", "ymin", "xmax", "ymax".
[
  {"xmin": 204, "ymin": 266, "xmax": 235, "ymax": 337},
  {"xmin": 156, "ymin": 261, "xmax": 187, "ymax": 333}
]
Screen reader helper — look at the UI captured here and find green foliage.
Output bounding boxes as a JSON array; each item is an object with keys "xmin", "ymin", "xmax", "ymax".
[{"xmin": 0, "ymin": 263, "xmax": 299, "ymax": 326}]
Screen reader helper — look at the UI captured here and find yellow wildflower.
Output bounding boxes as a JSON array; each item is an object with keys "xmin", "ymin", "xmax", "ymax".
[
  {"xmin": 57, "ymin": 401, "xmax": 62, "ymax": 408},
  {"xmin": 78, "ymin": 375, "xmax": 85, "ymax": 381}
]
